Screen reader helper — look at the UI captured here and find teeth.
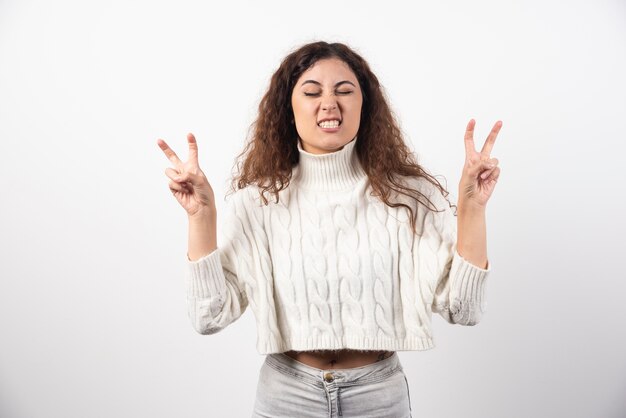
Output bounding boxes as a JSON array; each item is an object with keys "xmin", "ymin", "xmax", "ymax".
[{"xmin": 318, "ymin": 120, "xmax": 340, "ymax": 128}]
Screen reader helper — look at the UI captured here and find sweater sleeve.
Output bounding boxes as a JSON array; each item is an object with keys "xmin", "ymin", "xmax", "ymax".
[
  {"xmin": 424, "ymin": 187, "xmax": 491, "ymax": 326},
  {"xmin": 185, "ymin": 189, "xmax": 254, "ymax": 335}
]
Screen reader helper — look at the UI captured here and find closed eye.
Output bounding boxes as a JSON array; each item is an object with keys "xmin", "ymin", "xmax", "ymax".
[{"xmin": 304, "ymin": 91, "xmax": 353, "ymax": 97}]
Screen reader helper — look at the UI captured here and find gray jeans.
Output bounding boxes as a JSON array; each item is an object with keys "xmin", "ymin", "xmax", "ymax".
[{"xmin": 252, "ymin": 352, "xmax": 412, "ymax": 418}]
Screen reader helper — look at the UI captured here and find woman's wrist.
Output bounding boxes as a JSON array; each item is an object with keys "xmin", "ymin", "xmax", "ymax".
[{"xmin": 188, "ymin": 205, "xmax": 217, "ymax": 223}]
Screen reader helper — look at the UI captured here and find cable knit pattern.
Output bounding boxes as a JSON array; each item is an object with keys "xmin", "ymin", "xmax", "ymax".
[{"xmin": 186, "ymin": 137, "xmax": 491, "ymax": 354}]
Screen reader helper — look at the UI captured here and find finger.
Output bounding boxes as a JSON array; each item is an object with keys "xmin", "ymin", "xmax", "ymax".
[
  {"xmin": 487, "ymin": 157, "xmax": 499, "ymax": 168},
  {"xmin": 168, "ymin": 180, "xmax": 189, "ymax": 193},
  {"xmin": 187, "ymin": 133, "xmax": 199, "ymax": 163},
  {"xmin": 157, "ymin": 139, "xmax": 183, "ymax": 167},
  {"xmin": 484, "ymin": 166, "xmax": 501, "ymax": 183},
  {"xmin": 466, "ymin": 155, "xmax": 498, "ymax": 178},
  {"xmin": 480, "ymin": 158, "xmax": 499, "ymax": 177},
  {"xmin": 173, "ymin": 170, "xmax": 201, "ymax": 185},
  {"xmin": 491, "ymin": 166, "xmax": 501, "ymax": 181},
  {"xmin": 165, "ymin": 167, "xmax": 182, "ymax": 182},
  {"xmin": 480, "ymin": 120, "xmax": 503, "ymax": 156},
  {"xmin": 464, "ymin": 119, "xmax": 477, "ymax": 157}
]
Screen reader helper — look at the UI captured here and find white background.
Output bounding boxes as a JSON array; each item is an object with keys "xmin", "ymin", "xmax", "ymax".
[{"xmin": 1, "ymin": 1, "xmax": 625, "ymax": 417}]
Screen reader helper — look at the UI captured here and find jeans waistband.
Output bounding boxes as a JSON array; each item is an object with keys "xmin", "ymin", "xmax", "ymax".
[{"xmin": 265, "ymin": 352, "xmax": 402, "ymax": 387}]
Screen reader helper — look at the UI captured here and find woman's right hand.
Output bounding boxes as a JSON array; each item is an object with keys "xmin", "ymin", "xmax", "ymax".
[{"xmin": 157, "ymin": 133, "xmax": 216, "ymax": 218}]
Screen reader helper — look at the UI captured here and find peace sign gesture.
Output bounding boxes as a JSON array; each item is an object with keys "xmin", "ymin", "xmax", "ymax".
[
  {"xmin": 458, "ymin": 119, "xmax": 502, "ymax": 208},
  {"xmin": 157, "ymin": 133, "xmax": 216, "ymax": 217}
]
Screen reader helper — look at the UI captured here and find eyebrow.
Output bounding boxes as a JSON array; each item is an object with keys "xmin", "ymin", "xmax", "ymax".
[{"xmin": 300, "ymin": 80, "xmax": 356, "ymax": 88}]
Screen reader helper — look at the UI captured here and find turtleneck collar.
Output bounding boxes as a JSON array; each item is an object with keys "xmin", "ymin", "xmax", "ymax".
[{"xmin": 293, "ymin": 136, "xmax": 367, "ymax": 192}]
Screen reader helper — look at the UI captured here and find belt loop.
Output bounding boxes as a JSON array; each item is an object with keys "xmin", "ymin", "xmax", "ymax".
[{"xmin": 337, "ymin": 386, "xmax": 342, "ymax": 416}]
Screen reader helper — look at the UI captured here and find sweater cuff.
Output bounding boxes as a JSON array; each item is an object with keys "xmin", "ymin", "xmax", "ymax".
[
  {"xmin": 450, "ymin": 249, "xmax": 490, "ymax": 306},
  {"xmin": 186, "ymin": 249, "xmax": 227, "ymax": 299}
]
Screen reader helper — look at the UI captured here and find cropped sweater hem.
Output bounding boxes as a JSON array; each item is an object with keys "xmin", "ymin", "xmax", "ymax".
[{"xmin": 258, "ymin": 336, "xmax": 436, "ymax": 355}]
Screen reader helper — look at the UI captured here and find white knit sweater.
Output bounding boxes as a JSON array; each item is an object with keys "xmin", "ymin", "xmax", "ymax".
[{"xmin": 186, "ymin": 137, "xmax": 491, "ymax": 354}]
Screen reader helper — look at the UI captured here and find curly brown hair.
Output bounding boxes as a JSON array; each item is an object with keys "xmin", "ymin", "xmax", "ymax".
[{"xmin": 228, "ymin": 41, "xmax": 456, "ymax": 234}]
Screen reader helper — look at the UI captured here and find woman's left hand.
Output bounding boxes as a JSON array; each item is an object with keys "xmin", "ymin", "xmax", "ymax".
[{"xmin": 458, "ymin": 119, "xmax": 502, "ymax": 209}]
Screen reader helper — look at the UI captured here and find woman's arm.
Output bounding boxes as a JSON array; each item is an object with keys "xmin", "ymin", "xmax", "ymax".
[
  {"xmin": 427, "ymin": 118, "xmax": 502, "ymax": 326},
  {"xmin": 187, "ymin": 208, "xmax": 218, "ymax": 261},
  {"xmin": 455, "ymin": 118, "xmax": 502, "ymax": 269},
  {"xmin": 456, "ymin": 204, "xmax": 488, "ymax": 269},
  {"xmin": 186, "ymin": 206, "xmax": 250, "ymax": 335},
  {"xmin": 157, "ymin": 133, "xmax": 249, "ymax": 335}
]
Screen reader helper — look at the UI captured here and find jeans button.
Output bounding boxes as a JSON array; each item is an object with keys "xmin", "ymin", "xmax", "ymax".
[{"xmin": 324, "ymin": 372, "xmax": 334, "ymax": 382}]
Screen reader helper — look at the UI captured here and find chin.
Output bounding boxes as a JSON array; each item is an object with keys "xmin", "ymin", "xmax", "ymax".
[
  {"xmin": 321, "ymin": 140, "xmax": 350, "ymax": 151},
  {"xmin": 300, "ymin": 134, "xmax": 356, "ymax": 154},
  {"xmin": 322, "ymin": 135, "xmax": 354, "ymax": 146}
]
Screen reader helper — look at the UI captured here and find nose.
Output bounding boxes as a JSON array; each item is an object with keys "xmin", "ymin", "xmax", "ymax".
[{"xmin": 322, "ymin": 96, "xmax": 337, "ymax": 111}]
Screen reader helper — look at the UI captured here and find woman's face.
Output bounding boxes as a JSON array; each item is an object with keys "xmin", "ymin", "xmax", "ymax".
[{"xmin": 291, "ymin": 58, "xmax": 363, "ymax": 154}]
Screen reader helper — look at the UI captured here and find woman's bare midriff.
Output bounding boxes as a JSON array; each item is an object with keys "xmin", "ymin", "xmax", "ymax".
[{"xmin": 283, "ymin": 349, "xmax": 395, "ymax": 369}]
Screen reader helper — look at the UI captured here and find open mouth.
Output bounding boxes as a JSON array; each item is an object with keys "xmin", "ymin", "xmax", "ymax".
[{"xmin": 317, "ymin": 119, "xmax": 342, "ymax": 129}]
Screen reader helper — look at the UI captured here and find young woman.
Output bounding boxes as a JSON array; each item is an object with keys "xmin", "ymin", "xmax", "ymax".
[{"xmin": 158, "ymin": 41, "xmax": 502, "ymax": 418}]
